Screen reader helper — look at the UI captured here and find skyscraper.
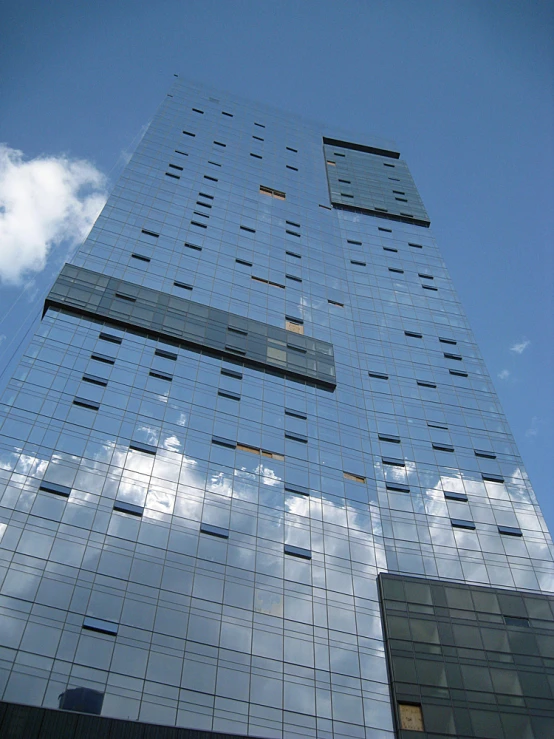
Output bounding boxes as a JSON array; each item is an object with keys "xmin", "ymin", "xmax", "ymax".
[{"xmin": 0, "ymin": 77, "xmax": 553, "ymax": 738}]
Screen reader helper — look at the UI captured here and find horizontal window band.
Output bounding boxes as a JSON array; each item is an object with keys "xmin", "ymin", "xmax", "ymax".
[
  {"xmin": 474, "ymin": 449, "xmax": 496, "ymax": 459},
  {"xmin": 191, "ymin": 221, "xmax": 207, "ymax": 228},
  {"xmin": 286, "ymin": 146, "xmax": 297, "ymax": 152},
  {"xmin": 141, "ymin": 229, "xmax": 159, "ymax": 238},
  {"xmin": 204, "ymin": 175, "xmax": 218, "ymax": 182},
  {"xmin": 350, "ymin": 260, "xmax": 366, "ymax": 266},
  {"xmin": 39, "ymin": 481, "xmax": 71, "ymax": 497},
  {"xmin": 286, "ymin": 165, "xmax": 298, "ymax": 171},
  {"xmin": 286, "ymin": 230, "xmax": 301, "ymax": 237},
  {"xmin": 284, "ymin": 544, "xmax": 312, "ymax": 560},
  {"xmin": 286, "ymin": 251, "xmax": 301, "ymax": 258},
  {"xmin": 99, "ymin": 332, "xmax": 122, "ymax": 344},
  {"xmin": 208, "ymin": 161, "xmax": 221, "ymax": 167},
  {"xmin": 149, "ymin": 370, "xmax": 173, "ymax": 381},
  {"xmin": 155, "ymin": 348, "xmax": 178, "ymax": 360},
  {"xmin": 192, "ymin": 108, "xmax": 204, "ymax": 114},
  {"xmin": 504, "ymin": 616, "xmax": 529, "ymax": 627},
  {"xmin": 213, "ymin": 141, "xmax": 226, "ymax": 147},
  {"xmin": 386, "ymin": 483, "xmax": 410, "ymax": 494},
  {"xmin": 417, "ymin": 380, "xmax": 436, "ymax": 388},
  {"xmin": 200, "ymin": 523, "xmax": 229, "ymax": 539},
  {"xmin": 284, "ymin": 483, "xmax": 310, "ymax": 496},
  {"xmin": 83, "ymin": 617, "xmax": 118, "ymax": 636},
  {"xmin": 131, "ymin": 253, "xmax": 151, "ymax": 263},
  {"xmin": 498, "ymin": 525, "xmax": 523, "ymax": 537},
  {"xmin": 451, "ymin": 519, "xmax": 476, "ymax": 530},
  {"xmin": 236, "ymin": 258, "xmax": 253, "ymax": 266},
  {"xmin": 184, "ymin": 242, "xmax": 202, "ymax": 251},
  {"xmin": 113, "ymin": 501, "xmax": 144, "ymax": 517},
  {"xmin": 90, "ymin": 353, "xmax": 115, "ymax": 365},
  {"xmin": 449, "ymin": 369, "xmax": 468, "ymax": 377},
  {"xmin": 285, "ymin": 408, "xmax": 307, "ymax": 419},
  {"xmin": 379, "ymin": 227, "xmax": 392, "ymax": 233},
  {"xmin": 174, "ymin": 150, "xmax": 188, "ymax": 156},
  {"xmin": 174, "ymin": 281, "xmax": 193, "ymax": 290},
  {"xmin": 82, "ymin": 374, "xmax": 108, "ymax": 387},
  {"xmin": 439, "ymin": 337, "xmax": 457, "ymax": 345},
  {"xmin": 427, "ymin": 422, "xmax": 448, "ymax": 429},
  {"xmin": 444, "ymin": 352, "xmax": 462, "ymax": 360},
  {"xmin": 323, "ymin": 136, "xmax": 400, "ymax": 159},
  {"xmin": 218, "ymin": 390, "xmax": 240, "ymax": 401},
  {"xmin": 404, "ymin": 331, "xmax": 422, "ymax": 338},
  {"xmin": 228, "ymin": 326, "xmax": 247, "ymax": 335},
  {"xmin": 45, "ymin": 265, "xmax": 336, "ymax": 390},
  {"xmin": 379, "ymin": 434, "xmax": 401, "ymax": 443},
  {"xmin": 198, "ymin": 192, "xmax": 214, "ymax": 199},
  {"xmin": 115, "ymin": 293, "xmax": 136, "ymax": 302},
  {"xmin": 286, "ymin": 274, "xmax": 302, "ymax": 282},
  {"xmin": 182, "ymin": 130, "xmax": 196, "ymax": 137},
  {"xmin": 328, "ymin": 299, "xmax": 344, "ymax": 307},
  {"xmin": 408, "ymin": 242, "xmax": 423, "ymax": 249},
  {"xmin": 422, "ymin": 285, "xmax": 438, "ymax": 291},
  {"xmin": 73, "ymin": 397, "xmax": 100, "ymax": 411},
  {"xmin": 129, "ymin": 441, "xmax": 157, "ymax": 455},
  {"xmin": 240, "ymin": 225, "xmax": 256, "ymax": 233},
  {"xmin": 165, "ymin": 172, "xmax": 180, "ymax": 179},
  {"xmin": 368, "ymin": 371, "xmax": 389, "ymax": 380},
  {"xmin": 331, "ymin": 202, "xmax": 430, "ymax": 228},
  {"xmin": 383, "ymin": 247, "xmax": 397, "ymax": 252},
  {"xmin": 418, "ymin": 273, "xmax": 433, "ymax": 280},
  {"xmin": 286, "ymin": 221, "xmax": 300, "ymax": 228},
  {"xmin": 389, "ymin": 268, "xmax": 404, "ymax": 274},
  {"xmin": 444, "ymin": 491, "xmax": 468, "ymax": 502},
  {"xmin": 222, "ymin": 111, "xmax": 233, "ymax": 117},
  {"xmin": 347, "ymin": 240, "xmax": 362, "ymax": 245},
  {"xmin": 250, "ymin": 153, "xmax": 262, "ymax": 159}
]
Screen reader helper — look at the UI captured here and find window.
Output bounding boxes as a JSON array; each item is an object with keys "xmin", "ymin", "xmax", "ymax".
[
  {"xmin": 285, "ymin": 432, "xmax": 308, "ymax": 443},
  {"xmin": 218, "ymin": 389, "xmax": 240, "ymax": 401},
  {"xmin": 439, "ymin": 337, "xmax": 457, "ymax": 345},
  {"xmin": 392, "ymin": 190, "xmax": 405, "ymax": 195},
  {"xmin": 326, "ymin": 160, "xmax": 336, "ymax": 166},
  {"xmin": 184, "ymin": 242, "xmax": 202, "ymax": 251},
  {"xmin": 199, "ymin": 191, "xmax": 214, "ymax": 199},
  {"xmin": 284, "ymin": 544, "xmax": 311, "ymax": 560},
  {"xmin": 213, "ymin": 141, "xmax": 226, "ymax": 147},
  {"xmin": 444, "ymin": 491, "xmax": 468, "ymax": 502},
  {"xmin": 91, "ymin": 353, "xmax": 115, "ymax": 365},
  {"xmin": 417, "ymin": 380, "xmax": 436, "ymax": 388},
  {"xmin": 212, "ymin": 436, "xmax": 236, "ymax": 449},
  {"xmin": 174, "ymin": 281, "xmax": 193, "ymax": 290},
  {"xmin": 221, "ymin": 367, "xmax": 242, "ymax": 379},
  {"xmin": 82, "ymin": 374, "xmax": 108, "ymax": 387},
  {"xmin": 286, "ymin": 250, "xmax": 301, "ymax": 259},
  {"xmin": 383, "ymin": 246, "xmax": 397, "ymax": 253},
  {"xmin": 222, "ymin": 111, "xmax": 233, "ymax": 117},
  {"xmin": 174, "ymin": 149, "xmax": 188, "ymax": 156},
  {"xmin": 252, "ymin": 276, "xmax": 285, "ymax": 289},
  {"xmin": 83, "ymin": 617, "xmax": 118, "ymax": 636},
  {"xmin": 254, "ymin": 122, "xmax": 265, "ymax": 128},
  {"xmin": 432, "ymin": 443, "xmax": 454, "ymax": 452},
  {"xmin": 383, "ymin": 162, "xmax": 395, "ymax": 168},
  {"xmin": 347, "ymin": 239, "xmax": 362, "ymax": 245},
  {"xmin": 382, "ymin": 457, "xmax": 405, "ymax": 467},
  {"xmin": 498, "ymin": 525, "xmax": 523, "ymax": 537},
  {"xmin": 379, "ymin": 227, "xmax": 392, "ymax": 233},
  {"xmin": 379, "ymin": 434, "xmax": 401, "ymax": 443},
  {"xmin": 451, "ymin": 518, "xmax": 476, "ymax": 530},
  {"xmin": 474, "ymin": 449, "xmax": 496, "ymax": 459},
  {"xmin": 208, "ymin": 161, "xmax": 221, "ymax": 167},
  {"xmin": 482, "ymin": 473, "xmax": 504, "ymax": 483},
  {"xmin": 427, "ymin": 421, "xmax": 448, "ymax": 429},
  {"xmin": 341, "ymin": 193, "xmax": 354, "ymax": 198},
  {"xmin": 328, "ymin": 299, "xmax": 344, "ymax": 307},
  {"xmin": 286, "ymin": 220, "xmax": 300, "ymax": 227},
  {"xmin": 368, "ymin": 371, "xmax": 388, "ymax": 380},
  {"xmin": 141, "ymin": 229, "xmax": 159, "ymax": 238},
  {"xmin": 39, "ymin": 481, "xmax": 71, "ymax": 498},
  {"xmin": 73, "ymin": 398, "xmax": 100, "ymax": 411},
  {"xmin": 449, "ymin": 369, "xmax": 468, "ymax": 377},
  {"xmin": 236, "ymin": 258, "xmax": 253, "ymax": 267},
  {"xmin": 408, "ymin": 242, "xmax": 423, "ymax": 249},
  {"xmin": 398, "ymin": 703, "xmax": 424, "ymax": 732},
  {"xmin": 286, "ymin": 146, "xmax": 297, "ymax": 152},
  {"xmin": 240, "ymin": 225, "xmax": 256, "ymax": 233},
  {"xmin": 200, "ymin": 523, "xmax": 229, "ymax": 539},
  {"xmin": 259, "ymin": 185, "xmax": 286, "ymax": 200},
  {"xmin": 250, "ymin": 152, "xmax": 262, "ymax": 159},
  {"xmin": 236, "ymin": 442, "xmax": 284, "ymax": 460},
  {"xmin": 204, "ymin": 175, "xmax": 218, "ymax": 182},
  {"xmin": 155, "ymin": 348, "xmax": 178, "ymax": 360},
  {"xmin": 99, "ymin": 332, "xmax": 122, "ymax": 344},
  {"xmin": 285, "ymin": 408, "xmax": 307, "ymax": 420},
  {"xmin": 350, "ymin": 260, "xmax": 366, "ymax": 266},
  {"xmin": 286, "ymin": 165, "xmax": 298, "ymax": 171},
  {"xmin": 182, "ymin": 130, "xmax": 196, "ymax": 137},
  {"xmin": 504, "ymin": 615, "xmax": 529, "ymax": 627},
  {"xmin": 405, "ymin": 331, "xmax": 422, "ymax": 338},
  {"xmin": 444, "ymin": 352, "xmax": 462, "ymax": 361},
  {"xmin": 386, "ymin": 483, "xmax": 410, "ymax": 494},
  {"xmin": 131, "ymin": 253, "xmax": 150, "ymax": 263},
  {"xmin": 344, "ymin": 471, "xmax": 366, "ymax": 483},
  {"xmin": 422, "ymin": 284, "xmax": 438, "ymax": 291},
  {"xmin": 389, "ymin": 267, "xmax": 404, "ymax": 274},
  {"xmin": 338, "ymin": 179, "xmax": 351, "ymax": 184},
  {"xmin": 286, "ymin": 229, "xmax": 301, "ymax": 237},
  {"xmin": 129, "ymin": 441, "xmax": 157, "ymax": 455},
  {"xmin": 286, "ymin": 274, "xmax": 302, "ymax": 283},
  {"xmin": 192, "ymin": 108, "xmax": 204, "ymax": 114},
  {"xmin": 149, "ymin": 370, "xmax": 173, "ymax": 381},
  {"xmin": 284, "ymin": 483, "xmax": 309, "ymax": 496},
  {"xmin": 114, "ymin": 501, "xmax": 144, "ymax": 517},
  {"xmin": 286, "ymin": 318, "xmax": 304, "ymax": 334}
]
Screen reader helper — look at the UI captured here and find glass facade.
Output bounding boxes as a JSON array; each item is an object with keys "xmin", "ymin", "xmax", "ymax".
[{"xmin": 0, "ymin": 77, "xmax": 552, "ymax": 738}]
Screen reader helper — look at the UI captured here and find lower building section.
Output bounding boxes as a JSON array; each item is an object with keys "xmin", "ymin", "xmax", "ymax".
[
  {"xmin": 0, "ymin": 700, "xmax": 253, "ymax": 738},
  {"xmin": 378, "ymin": 573, "xmax": 554, "ymax": 738}
]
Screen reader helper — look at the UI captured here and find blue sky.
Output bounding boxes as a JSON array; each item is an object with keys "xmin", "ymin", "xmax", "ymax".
[{"xmin": 1, "ymin": 0, "xmax": 553, "ymax": 529}]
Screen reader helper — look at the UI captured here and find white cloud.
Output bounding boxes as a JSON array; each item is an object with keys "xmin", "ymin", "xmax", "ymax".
[
  {"xmin": 0, "ymin": 144, "xmax": 107, "ymax": 284},
  {"xmin": 525, "ymin": 416, "xmax": 541, "ymax": 439},
  {"xmin": 510, "ymin": 339, "xmax": 530, "ymax": 354},
  {"xmin": 498, "ymin": 369, "xmax": 510, "ymax": 380}
]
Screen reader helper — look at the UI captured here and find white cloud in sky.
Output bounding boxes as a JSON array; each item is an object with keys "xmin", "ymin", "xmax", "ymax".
[
  {"xmin": 525, "ymin": 416, "xmax": 541, "ymax": 439},
  {"xmin": 498, "ymin": 369, "xmax": 510, "ymax": 380},
  {"xmin": 0, "ymin": 144, "xmax": 107, "ymax": 285},
  {"xmin": 510, "ymin": 339, "xmax": 530, "ymax": 354}
]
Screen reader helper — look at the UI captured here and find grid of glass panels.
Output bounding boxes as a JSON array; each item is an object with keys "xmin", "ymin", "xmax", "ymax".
[{"xmin": 0, "ymin": 77, "xmax": 552, "ymax": 739}]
